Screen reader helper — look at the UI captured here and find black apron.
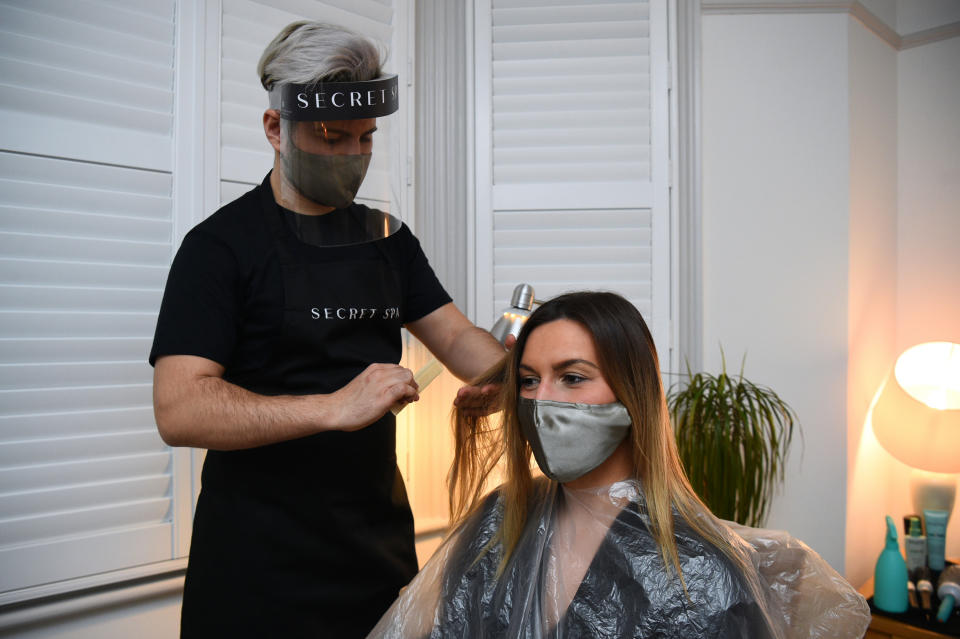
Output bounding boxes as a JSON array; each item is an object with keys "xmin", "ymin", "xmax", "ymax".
[{"xmin": 180, "ymin": 184, "xmax": 418, "ymax": 638}]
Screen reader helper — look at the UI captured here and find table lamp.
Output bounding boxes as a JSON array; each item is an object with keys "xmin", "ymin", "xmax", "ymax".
[{"xmin": 871, "ymin": 341, "xmax": 960, "ymax": 514}]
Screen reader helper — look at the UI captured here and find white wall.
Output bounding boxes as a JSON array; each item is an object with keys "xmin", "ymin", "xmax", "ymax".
[
  {"xmin": 896, "ymin": 36, "xmax": 960, "ymax": 350},
  {"xmin": 845, "ymin": 16, "xmax": 900, "ymax": 588},
  {"xmin": 895, "ymin": 34, "xmax": 960, "ymax": 561},
  {"xmin": 845, "ymin": 28, "xmax": 960, "ymax": 588},
  {"xmin": 702, "ymin": 12, "xmax": 851, "ymax": 571},
  {"xmin": 703, "ymin": 6, "xmax": 960, "ymax": 584}
]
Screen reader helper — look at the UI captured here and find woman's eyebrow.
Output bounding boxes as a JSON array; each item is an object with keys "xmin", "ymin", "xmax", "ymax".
[
  {"xmin": 518, "ymin": 359, "xmax": 600, "ymax": 373},
  {"xmin": 552, "ymin": 358, "xmax": 599, "ymax": 371}
]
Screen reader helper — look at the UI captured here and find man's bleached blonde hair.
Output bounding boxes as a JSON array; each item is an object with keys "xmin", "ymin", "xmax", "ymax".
[{"xmin": 257, "ymin": 21, "xmax": 384, "ymax": 91}]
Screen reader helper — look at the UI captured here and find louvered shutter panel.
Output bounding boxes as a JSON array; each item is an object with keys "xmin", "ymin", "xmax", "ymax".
[
  {"xmin": 219, "ymin": 0, "xmax": 399, "ymax": 209},
  {"xmin": 0, "ymin": 0, "xmax": 413, "ymax": 600},
  {"xmin": 0, "ymin": 0, "xmax": 180, "ymax": 595},
  {"xmin": 478, "ymin": 0, "xmax": 670, "ymax": 351}
]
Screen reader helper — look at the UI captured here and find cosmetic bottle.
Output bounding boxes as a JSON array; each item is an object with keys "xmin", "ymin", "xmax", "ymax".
[
  {"xmin": 874, "ymin": 515, "xmax": 909, "ymax": 613},
  {"xmin": 924, "ymin": 509, "xmax": 949, "ymax": 571},
  {"xmin": 903, "ymin": 513, "xmax": 920, "ymax": 536},
  {"xmin": 904, "ymin": 516, "xmax": 927, "ymax": 574}
]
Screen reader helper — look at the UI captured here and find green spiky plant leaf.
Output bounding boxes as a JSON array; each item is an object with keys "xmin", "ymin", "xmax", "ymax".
[{"xmin": 667, "ymin": 353, "xmax": 799, "ymax": 528}]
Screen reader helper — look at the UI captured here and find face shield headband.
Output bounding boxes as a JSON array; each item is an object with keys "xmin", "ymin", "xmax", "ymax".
[{"xmin": 268, "ymin": 74, "xmax": 399, "ymax": 120}]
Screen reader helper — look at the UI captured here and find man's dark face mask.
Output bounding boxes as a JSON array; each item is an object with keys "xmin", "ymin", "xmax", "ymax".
[{"xmin": 280, "ymin": 136, "xmax": 371, "ymax": 210}]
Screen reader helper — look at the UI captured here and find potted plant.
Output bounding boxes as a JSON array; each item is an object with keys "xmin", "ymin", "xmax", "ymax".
[{"xmin": 667, "ymin": 355, "xmax": 799, "ymax": 527}]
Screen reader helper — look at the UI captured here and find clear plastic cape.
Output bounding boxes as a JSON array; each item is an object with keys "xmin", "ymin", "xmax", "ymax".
[{"xmin": 367, "ymin": 479, "xmax": 869, "ymax": 639}]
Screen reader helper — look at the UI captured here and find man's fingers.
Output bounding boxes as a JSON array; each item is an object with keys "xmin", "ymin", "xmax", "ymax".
[
  {"xmin": 453, "ymin": 385, "xmax": 482, "ymax": 406},
  {"xmin": 453, "ymin": 383, "xmax": 502, "ymax": 416}
]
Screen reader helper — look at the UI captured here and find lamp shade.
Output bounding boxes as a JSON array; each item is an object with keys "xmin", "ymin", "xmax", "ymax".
[{"xmin": 872, "ymin": 342, "xmax": 960, "ymax": 473}]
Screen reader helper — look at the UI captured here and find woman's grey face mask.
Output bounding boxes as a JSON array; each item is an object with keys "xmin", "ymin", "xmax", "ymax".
[{"xmin": 517, "ymin": 398, "xmax": 631, "ymax": 484}]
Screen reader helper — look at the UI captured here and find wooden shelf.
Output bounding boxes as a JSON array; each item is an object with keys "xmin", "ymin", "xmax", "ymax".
[
  {"xmin": 860, "ymin": 576, "xmax": 957, "ymax": 639},
  {"xmin": 865, "ymin": 613, "xmax": 955, "ymax": 639}
]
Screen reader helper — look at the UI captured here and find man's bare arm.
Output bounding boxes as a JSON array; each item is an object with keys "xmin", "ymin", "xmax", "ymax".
[
  {"xmin": 153, "ymin": 354, "xmax": 419, "ymax": 450},
  {"xmin": 405, "ymin": 302, "xmax": 506, "ymax": 383}
]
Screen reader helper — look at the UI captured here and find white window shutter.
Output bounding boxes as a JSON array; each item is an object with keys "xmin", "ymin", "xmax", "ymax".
[
  {"xmin": 475, "ymin": 0, "xmax": 672, "ymax": 356},
  {"xmin": 0, "ymin": 0, "xmax": 176, "ymax": 171},
  {"xmin": 0, "ymin": 0, "xmax": 413, "ymax": 601},
  {"xmin": 0, "ymin": 0, "xmax": 179, "ymax": 597}
]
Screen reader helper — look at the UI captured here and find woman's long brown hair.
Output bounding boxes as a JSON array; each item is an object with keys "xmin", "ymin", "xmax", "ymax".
[{"xmin": 448, "ymin": 291, "xmax": 752, "ymax": 581}]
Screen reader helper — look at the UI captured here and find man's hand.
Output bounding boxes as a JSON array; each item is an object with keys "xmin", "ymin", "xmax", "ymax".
[
  {"xmin": 453, "ymin": 383, "xmax": 502, "ymax": 417},
  {"xmin": 330, "ymin": 363, "xmax": 419, "ymax": 430},
  {"xmin": 451, "ymin": 334, "xmax": 515, "ymax": 417}
]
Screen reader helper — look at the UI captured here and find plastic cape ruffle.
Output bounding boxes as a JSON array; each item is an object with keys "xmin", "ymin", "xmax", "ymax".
[{"xmin": 367, "ymin": 480, "xmax": 869, "ymax": 639}]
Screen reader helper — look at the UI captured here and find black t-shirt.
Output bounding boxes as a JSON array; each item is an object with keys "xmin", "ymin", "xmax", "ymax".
[
  {"xmin": 151, "ymin": 175, "xmax": 451, "ymax": 637},
  {"xmin": 149, "ymin": 176, "xmax": 451, "ymax": 385}
]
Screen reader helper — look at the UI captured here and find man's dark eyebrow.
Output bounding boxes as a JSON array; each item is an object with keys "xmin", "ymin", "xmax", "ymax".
[{"xmin": 320, "ymin": 126, "xmax": 378, "ymax": 136}]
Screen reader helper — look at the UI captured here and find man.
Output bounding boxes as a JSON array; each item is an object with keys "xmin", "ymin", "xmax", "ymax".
[{"xmin": 150, "ymin": 21, "xmax": 504, "ymax": 638}]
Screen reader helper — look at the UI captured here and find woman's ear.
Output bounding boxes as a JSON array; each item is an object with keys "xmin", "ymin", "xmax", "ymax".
[{"xmin": 263, "ymin": 109, "xmax": 283, "ymax": 152}]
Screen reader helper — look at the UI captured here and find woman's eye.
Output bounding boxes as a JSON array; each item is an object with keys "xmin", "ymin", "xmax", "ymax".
[
  {"xmin": 519, "ymin": 376, "xmax": 539, "ymax": 390},
  {"xmin": 561, "ymin": 373, "xmax": 586, "ymax": 385}
]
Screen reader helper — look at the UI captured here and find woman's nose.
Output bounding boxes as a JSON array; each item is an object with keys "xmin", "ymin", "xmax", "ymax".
[{"xmin": 534, "ymin": 381, "xmax": 556, "ymax": 402}]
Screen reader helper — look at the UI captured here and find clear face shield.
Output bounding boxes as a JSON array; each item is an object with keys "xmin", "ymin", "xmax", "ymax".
[{"xmin": 269, "ymin": 74, "xmax": 402, "ymax": 245}]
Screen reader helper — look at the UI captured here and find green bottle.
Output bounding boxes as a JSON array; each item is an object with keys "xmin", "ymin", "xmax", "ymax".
[{"xmin": 874, "ymin": 515, "xmax": 909, "ymax": 613}]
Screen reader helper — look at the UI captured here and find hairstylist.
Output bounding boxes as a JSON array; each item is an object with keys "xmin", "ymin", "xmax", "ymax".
[{"xmin": 149, "ymin": 21, "xmax": 504, "ymax": 639}]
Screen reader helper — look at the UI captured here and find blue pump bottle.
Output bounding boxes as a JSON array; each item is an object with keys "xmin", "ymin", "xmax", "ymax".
[{"xmin": 874, "ymin": 515, "xmax": 909, "ymax": 613}]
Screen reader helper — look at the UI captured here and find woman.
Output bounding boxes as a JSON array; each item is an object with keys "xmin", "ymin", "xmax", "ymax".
[{"xmin": 368, "ymin": 292, "xmax": 869, "ymax": 638}]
